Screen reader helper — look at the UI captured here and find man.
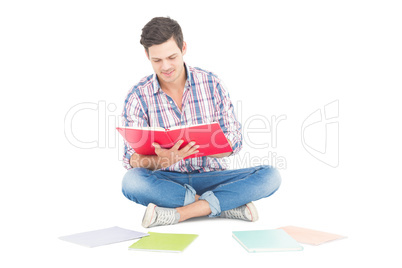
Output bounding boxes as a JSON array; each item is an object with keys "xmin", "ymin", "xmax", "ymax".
[{"xmin": 121, "ymin": 17, "xmax": 281, "ymax": 228}]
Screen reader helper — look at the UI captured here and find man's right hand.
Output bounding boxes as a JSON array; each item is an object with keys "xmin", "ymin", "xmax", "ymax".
[{"xmin": 152, "ymin": 140, "xmax": 199, "ymax": 169}]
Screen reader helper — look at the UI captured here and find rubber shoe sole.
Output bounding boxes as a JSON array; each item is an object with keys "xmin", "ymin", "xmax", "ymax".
[
  {"xmin": 245, "ymin": 202, "xmax": 259, "ymax": 222},
  {"xmin": 142, "ymin": 203, "xmax": 157, "ymax": 228}
]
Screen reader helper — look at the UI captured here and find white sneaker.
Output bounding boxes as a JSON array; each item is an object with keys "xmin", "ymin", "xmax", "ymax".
[
  {"xmin": 141, "ymin": 203, "xmax": 181, "ymax": 228},
  {"xmin": 220, "ymin": 202, "xmax": 259, "ymax": 222}
]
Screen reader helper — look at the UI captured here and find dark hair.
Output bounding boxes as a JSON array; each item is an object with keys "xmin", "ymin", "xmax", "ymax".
[{"xmin": 140, "ymin": 17, "xmax": 184, "ymax": 54}]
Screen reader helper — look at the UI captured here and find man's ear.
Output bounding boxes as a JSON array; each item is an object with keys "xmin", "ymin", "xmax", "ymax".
[
  {"xmin": 182, "ymin": 41, "xmax": 187, "ymax": 56},
  {"xmin": 145, "ymin": 49, "xmax": 149, "ymax": 60}
]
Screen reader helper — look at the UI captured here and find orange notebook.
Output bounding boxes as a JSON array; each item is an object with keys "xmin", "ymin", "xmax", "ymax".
[
  {"xmin": 117, "ymin": 122, "xmax": 232, "ymax": 159},
  {"xmin": 278, "ymin": 226, "xmax": 346, "ymax": 245}
]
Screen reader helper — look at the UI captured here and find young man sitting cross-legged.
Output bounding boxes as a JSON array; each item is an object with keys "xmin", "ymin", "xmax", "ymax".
[{"xmin": 121, "ymin": 17, "xmax": 281, "ymax": 228}]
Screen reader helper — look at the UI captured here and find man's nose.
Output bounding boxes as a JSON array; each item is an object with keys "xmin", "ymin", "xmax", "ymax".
[{"xmin": 161, "ymin": 60, "xmax": 171, "ymax": 71}]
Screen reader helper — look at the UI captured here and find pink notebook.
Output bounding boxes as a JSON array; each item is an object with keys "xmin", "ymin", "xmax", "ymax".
[{"xmin": 278, "ymin": 226, "xmax": 346, "ymax": 245}]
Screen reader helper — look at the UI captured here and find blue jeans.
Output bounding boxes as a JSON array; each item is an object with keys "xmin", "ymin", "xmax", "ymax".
[{"xmin": 122, "ymin": 165, "xmax": 281, "ymax": 217}]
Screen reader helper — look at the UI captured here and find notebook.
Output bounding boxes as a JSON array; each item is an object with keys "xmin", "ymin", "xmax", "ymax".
[
  {"xmin": 278, "ymin": 226, "xmax": 346, "ymax": 245},
  {"xmin": 59, "ymin": 226, "xmax": 149, "ymax": 248},
  {"xmin": 116, "ymin": 122, "xmax": 232, "ymax": 159},
  {"xmin": 232, "ymin": 229, "xmax": 303, "ymax": 253},
  {"xmin": 128, "ymin": 232, "xmax": 198, "ymax": 252}
]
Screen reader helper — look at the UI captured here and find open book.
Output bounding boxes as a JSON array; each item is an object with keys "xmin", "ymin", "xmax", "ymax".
[{"xmin": 116, "ymin": 122, "xmax": 233, "ymax": 158}]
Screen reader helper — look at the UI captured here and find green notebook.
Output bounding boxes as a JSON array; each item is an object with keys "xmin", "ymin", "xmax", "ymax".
[
  {"xmin": 232, "ymin": 229, "xmax": 303, "ymax": 253},
  {"xmin": 128, "ymin": 232, "xmax": 198, "ymax": 253}
]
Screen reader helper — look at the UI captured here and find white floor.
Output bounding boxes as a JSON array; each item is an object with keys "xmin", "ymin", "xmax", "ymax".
[{"xmin": 7, "ymin": 162, "xmax": 399, "ymax": 268}]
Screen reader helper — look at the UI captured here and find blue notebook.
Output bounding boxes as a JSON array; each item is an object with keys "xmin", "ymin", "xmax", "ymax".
[{"xmin": 232, "ymin": 229, "xmax": 303, "ymax": 253}]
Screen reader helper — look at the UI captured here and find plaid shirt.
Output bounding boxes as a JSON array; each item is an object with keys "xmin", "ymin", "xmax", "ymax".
[{"xmin": 121, "ymin": 63, "xmax": 242, "ymax": 172}]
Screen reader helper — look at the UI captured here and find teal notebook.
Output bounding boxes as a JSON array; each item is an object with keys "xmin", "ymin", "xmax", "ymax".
[
  {"xmin": 232, "ymin": 229, "xmax": 304, "ymax": 253},
  {"xmin": 128, "ymin": 232, "xmax": 198, "ymax": 253}
]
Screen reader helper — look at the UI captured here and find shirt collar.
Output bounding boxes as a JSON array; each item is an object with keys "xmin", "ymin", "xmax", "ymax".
[{"xmin": 152, "ymin": 62, "xmax": 191, "ymax": 94}]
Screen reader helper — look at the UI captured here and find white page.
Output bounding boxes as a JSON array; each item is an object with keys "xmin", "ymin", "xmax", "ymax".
[{"xmin": 59, "ymin": 226, "xmax": 149, "ymax": 248}]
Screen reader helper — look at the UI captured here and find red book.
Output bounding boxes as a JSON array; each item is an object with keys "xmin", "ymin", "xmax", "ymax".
[{"xmin": 116, "ymin": 122, "xmax": 232, "ymax": 159}]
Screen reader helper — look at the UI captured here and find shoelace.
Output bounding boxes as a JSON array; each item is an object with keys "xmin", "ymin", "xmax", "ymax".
[
  {"xmin": 155, "ymin": 209, "xmax": 177, "ymax": 225},
  {"xmin": 224, "ymin": 206, "xmax": 245, "ymax": 219}
]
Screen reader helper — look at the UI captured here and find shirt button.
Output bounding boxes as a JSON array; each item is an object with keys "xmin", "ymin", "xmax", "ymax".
[{"xmin": 170, "ymin": 101, "xmax": 173, "ymax": 104}]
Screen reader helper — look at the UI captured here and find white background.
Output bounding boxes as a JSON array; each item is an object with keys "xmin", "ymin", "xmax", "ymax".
[{"xmin": 1, "ymin": 0, "xmax": 401, "ymax": 267}]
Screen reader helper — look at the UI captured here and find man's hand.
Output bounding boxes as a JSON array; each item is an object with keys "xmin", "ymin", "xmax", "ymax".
[{"xmin": 153, "ymin": 140, "xmax": 199, "ymax": 169}]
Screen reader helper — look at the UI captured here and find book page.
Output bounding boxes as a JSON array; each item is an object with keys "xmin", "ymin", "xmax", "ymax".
[
  {"xmin": 119, "ymin": 126, "xmax": 166, "ymax": 131},
  {"xmin": 167, "ymin": 121, "xmax": 218, "ymax": 130}
]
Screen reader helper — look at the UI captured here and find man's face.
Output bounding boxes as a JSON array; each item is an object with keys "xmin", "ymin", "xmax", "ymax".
[{"xmin": 146, "ymin": 37, "xmax": 187, "ymax": 86}]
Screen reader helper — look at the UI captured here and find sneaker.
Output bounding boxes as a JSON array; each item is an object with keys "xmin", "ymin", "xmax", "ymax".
[
  {"xmin": 141, "ymin": 203, "xmax": 181, "ymax": 228},
  {"xmin": 220, "ymin": 202, "xmax": 259, "ymax": 222}
]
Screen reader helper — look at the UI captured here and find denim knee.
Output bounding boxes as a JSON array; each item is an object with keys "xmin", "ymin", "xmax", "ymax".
[
  {"xmin": 121, "ymin": 168, "xmax": 151, "ymax": 205},
  {"xmin": 257, "ymin": 165, "xmax": 282, "ymax": 198},
  {"xmin": 121, "ymin": 168, "xmax": 193, "ymax": 208}
]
